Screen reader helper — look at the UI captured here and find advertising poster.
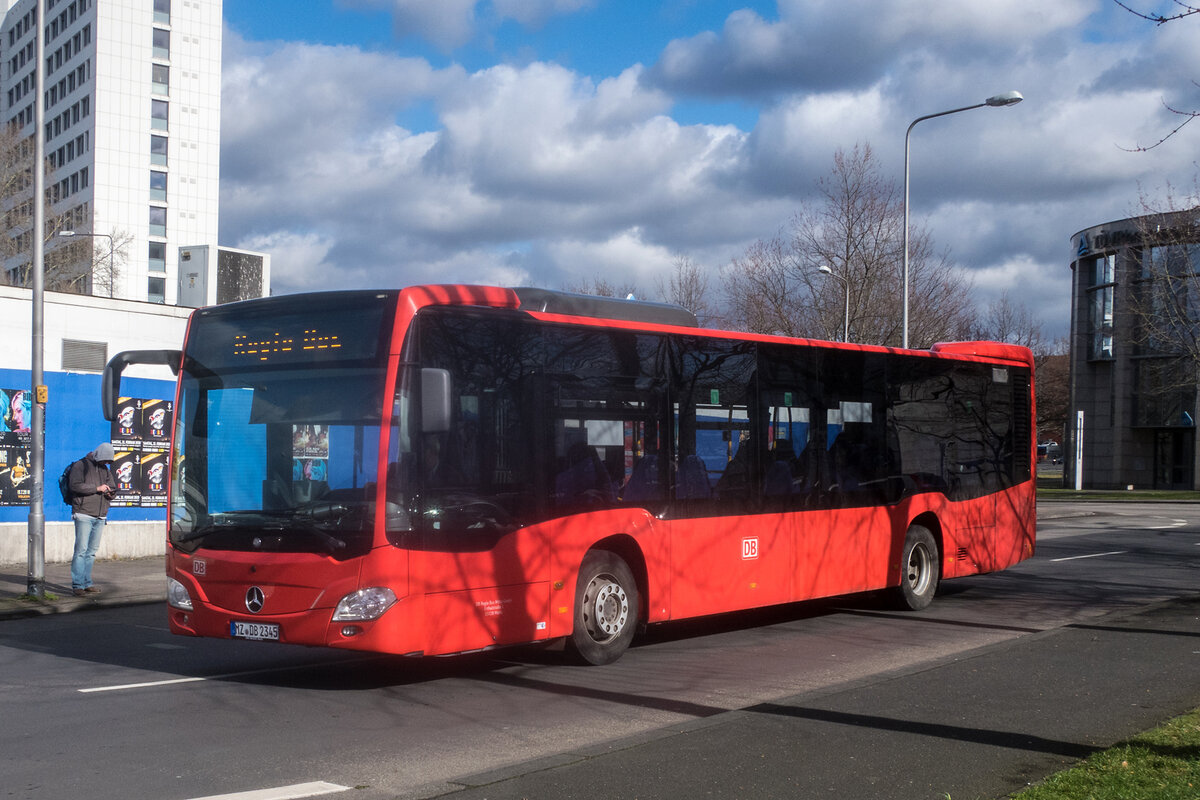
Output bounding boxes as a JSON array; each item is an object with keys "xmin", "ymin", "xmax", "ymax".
[
  {"xmin": 0, "ymin": 446, "xmax": 32, "ymax": 506},
  {"xmin": 1, "ymin": 387, "xmax": 32, "ymax": 448},
  {"xmin": 292, "ymin": 424, "xmax": 328, "ymax": 486},
  {"xmin": 108, "ymin": 396, "xmax": 174, "ymax": 507},
  {"xmin": 139, "ymin": 399, "xmax": 173, "ymax": 452},
  {"xmin": 110, "ymin": 450, "xmax": 142, "ymax": 507},
  {"xmin": 111, "ymin": 396, "xmax": 143, "ymax": 452},
  {"xmin": 139, "ymin": 451, "xmax": 169, "ymax": 507}
]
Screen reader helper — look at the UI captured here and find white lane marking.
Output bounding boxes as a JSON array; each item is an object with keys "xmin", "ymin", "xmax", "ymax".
[
  {"xmin": 80, "ymin": 676, "xmax": 206, "ymax": 693},
  {"xmin": 1145, "ymin": 519, "xmax": 1188, "ymax": 530},
  {"xmin": 185, "ymin": 782, "xmax": 350, "ymax": 800},
  {"xmin": 79, "ymin": 653, "xmax": 387, "ymax": 694},
  {"xmin": 1051, "ymin": 550, "xmax": 1128, "ymax": 562}
]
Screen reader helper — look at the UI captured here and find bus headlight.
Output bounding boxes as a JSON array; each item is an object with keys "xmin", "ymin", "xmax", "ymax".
[
  {"xmin": 333, "ymin": 587, "xmax": 397, "ymax": 622},
  {"xmin": 167, "ymin": 577, "xmax": 193, "ymax": 611}
]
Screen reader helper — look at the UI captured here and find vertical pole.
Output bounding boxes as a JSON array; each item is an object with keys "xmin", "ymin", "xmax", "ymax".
[
  {"xmin": 27, "ymin": 0, "xmax": 47, "ymax": 598},
  {"xmin": 1073, "ymin": 410, "xmax": 1085, "ymax": 492},
  {"xmin": 902, "ymin": 124, "xmax": 912, "ymax": 350}
]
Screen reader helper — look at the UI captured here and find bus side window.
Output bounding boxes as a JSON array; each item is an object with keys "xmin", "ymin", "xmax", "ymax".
[{"xmin": 671, "ymin": 335, "xmax": 756, "ymax": 515}]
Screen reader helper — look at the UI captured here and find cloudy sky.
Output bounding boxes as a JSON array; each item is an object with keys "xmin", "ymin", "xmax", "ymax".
[{"xmin": 220, "ymin": 0, "xmax": 1200, "ymax": 341}]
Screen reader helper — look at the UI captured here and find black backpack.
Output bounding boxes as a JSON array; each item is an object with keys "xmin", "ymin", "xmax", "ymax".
[{"xmin": 58, "ymin": 459, "xmax": 81, "ymax": 505}]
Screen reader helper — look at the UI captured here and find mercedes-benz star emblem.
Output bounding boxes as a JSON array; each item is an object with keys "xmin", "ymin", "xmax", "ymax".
[{"xmin": 245, "ymin": 586, "xmax": 265, "ymax": 614}]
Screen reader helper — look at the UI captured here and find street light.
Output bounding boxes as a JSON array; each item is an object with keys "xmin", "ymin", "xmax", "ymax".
[
  {"xmin": 818, "ymin": 264, "xmax": 849, "ymax": 342},
  {"xmin": 901, "ymin": 90, "xmax": 1023, "ymax": 349},
  {"xmin": 58, "ymin": 230, "xmax": 115, "ymax": 297}
]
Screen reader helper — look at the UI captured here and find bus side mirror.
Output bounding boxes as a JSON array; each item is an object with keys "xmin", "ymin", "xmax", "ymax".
[
  {"xmin": 421, "ymin": 368, "xmax": 452, "ymax": 433},
  {"xmin": 103, "ymin": 349, "xmax": 181, "ymax": 421}
]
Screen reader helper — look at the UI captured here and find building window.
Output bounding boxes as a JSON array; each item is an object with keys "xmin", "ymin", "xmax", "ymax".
[
  {"xmin": 150, "ymin": 134, "xmax": 167, "ymax": 166},
  {"xmin": 1091, "ymin": 253, "xmax": 1115, "ymax": 286},
  {"xmin": 152, "ymin": 64, "xmax": 169, "ymax": 95},
  {"xmin": 1143, "ymin": 244, "xmax": 1200, "ymax": 279},
  {"xmin": 148, "ymin": 276, "xmax": 166, "ymax": 304},
  {"xmin": 1087, "ymin": 285, "xmax": 1114, "ymax": 360},
  {"xmin": 154, "ymin": 0, "xmax": 171, "ymax": 24},
  {"xmin": 149, "ymin": 241, "xmax": 166, "ymax": 272},
  {"xmin": 152, "ymin": 28, "xmax": 170, "ymax": 60},
  {"xmin": 1086, "ymin": 254, "xmax": 1116, "ymax": 360},
  {"xmin": 149, "ymin": 206, "xmax": 167, "ymax": 237},
  {"xmin": 1134, "ymin": 358, "xmax": 1196, "ymax": 428},
  {"xmin": 150, "ymin": 170, "xmax": 167, "ymax": 202},
  {"xmin": 151, "ymin": 99, "xmax": 168, "ymax": 131}
]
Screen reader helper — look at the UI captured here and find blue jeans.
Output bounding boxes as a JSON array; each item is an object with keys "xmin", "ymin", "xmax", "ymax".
[{"xmin": 71, "ymin": 513, "xmax": 105, "ymax": 590}]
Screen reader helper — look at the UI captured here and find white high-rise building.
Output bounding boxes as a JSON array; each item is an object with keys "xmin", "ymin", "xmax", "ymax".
[{"xmin": 0, "ymin": 0, "xmax": 257, "ymax": 306}]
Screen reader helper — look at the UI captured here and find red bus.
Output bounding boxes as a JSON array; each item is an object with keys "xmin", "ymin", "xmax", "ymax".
[{"xmin": 104, "ymin": 285, "xmax": 1035, "ymax": 665}]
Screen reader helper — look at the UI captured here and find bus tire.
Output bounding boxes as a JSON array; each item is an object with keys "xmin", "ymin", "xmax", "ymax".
[
  {"xmin": 897, "ymin": 525, "xmax": 939, "ymax": 611},
  {"xmin": 568, "ymin": 550, "xmax": 639, "ymax": 666}
]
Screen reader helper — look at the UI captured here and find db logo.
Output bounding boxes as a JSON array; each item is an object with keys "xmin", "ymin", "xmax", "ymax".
[{"xmin": 742, "ymin": 537, "xmax": 759, "ymax": 560}]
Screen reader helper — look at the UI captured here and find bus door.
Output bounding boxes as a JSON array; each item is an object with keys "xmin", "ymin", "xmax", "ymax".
[
  {"xmin": 667, "ymin": 337, "xmax": 790, "ymax": 618},
  {"xmin": 803, "ymin": 350, "xmax": 896, "ymax": 595},
  {"xmin": 414, "ymin": 309, "xmax": 549, "ymax": 654}
]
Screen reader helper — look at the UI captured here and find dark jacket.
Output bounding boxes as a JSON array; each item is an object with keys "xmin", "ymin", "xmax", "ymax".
[{"xmin": 69, "ymin": 454, "xmax": 115, "ymax": 518}]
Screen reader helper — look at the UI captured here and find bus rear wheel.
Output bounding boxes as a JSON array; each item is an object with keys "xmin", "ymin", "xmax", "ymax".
[
  {"xmin": 568, "ymin": 550, "xmax": 638, "ymax": 666},
  {"xmin": 897, "ymin": 525, "xmax": 939, "ymax": 611}
]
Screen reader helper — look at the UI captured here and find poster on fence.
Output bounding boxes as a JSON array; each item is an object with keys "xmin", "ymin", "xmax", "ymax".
[
  {"xmin": 0, "ymin": 445, "xmax": 32, "ymax": 506},
  {"xmin": 109, "ymin": 396, "xmax": 175, "ymax": 507},
  {"xmin": 0, "ymin": 388, "xmax": 33, "ymax": 506}
]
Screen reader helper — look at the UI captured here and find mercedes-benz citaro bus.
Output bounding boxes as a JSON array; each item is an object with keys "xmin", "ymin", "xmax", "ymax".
[{"xmin": 103, "ymin": 285, "xmax": 1035, "ymax": 665}]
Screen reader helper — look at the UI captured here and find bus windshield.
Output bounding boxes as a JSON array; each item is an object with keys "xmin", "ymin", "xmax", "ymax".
[{"xmin": 168, "ymin": 292, "xmax": 402, "ymax": 559}]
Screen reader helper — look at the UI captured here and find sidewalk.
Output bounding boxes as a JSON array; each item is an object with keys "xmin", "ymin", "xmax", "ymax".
[{"xmin": 0, "ymin": 555, "xmax": 165, "ymax": 619}]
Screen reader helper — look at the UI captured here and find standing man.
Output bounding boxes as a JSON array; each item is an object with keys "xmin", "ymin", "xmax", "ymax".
[{"xmin": 68, "ymin": 442, "xmax": 116, "ymax": 596}]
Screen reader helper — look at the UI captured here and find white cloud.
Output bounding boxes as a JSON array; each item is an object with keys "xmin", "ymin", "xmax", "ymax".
[
  {"xmin": 220, "ymin": 1, "xmax": 1200, "ymax": 341},
  {"xmin": 493, "ymin": 0, "xmax": 596, "ymax": 28},
  {"xmin": 340, "ymin": 0, "xmax": 597, "ymax": 50},
  {"xmin": 647, "ymin": 0, "xmax": 1094, "ymax": 97}
]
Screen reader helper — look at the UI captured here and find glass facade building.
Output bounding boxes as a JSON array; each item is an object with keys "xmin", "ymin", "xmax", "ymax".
[{"xmin": 1069, "ymin": 210, "xmax": 1200, "ymax": 489}]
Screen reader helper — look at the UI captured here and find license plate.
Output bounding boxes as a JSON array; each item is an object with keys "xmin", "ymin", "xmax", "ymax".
[{"xmin": 230, "ymin": 620, "xmax": 280, "ymax": 641}]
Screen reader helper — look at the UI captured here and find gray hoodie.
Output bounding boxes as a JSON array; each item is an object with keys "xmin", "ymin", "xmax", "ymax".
[{"xmin": 69, "ymin": 444, "xmax": 116, "ymax": 518}]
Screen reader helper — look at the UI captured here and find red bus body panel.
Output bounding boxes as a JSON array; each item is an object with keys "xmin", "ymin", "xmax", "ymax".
[{"xmin": 164, "ymin": 285, "xmax": 1037, "ymax": 658}]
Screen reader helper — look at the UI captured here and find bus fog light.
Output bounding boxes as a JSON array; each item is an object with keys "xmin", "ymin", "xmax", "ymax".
[
  {"xmin": 167, "ymin": 577, "xmax": 193, "ymax": 611},
  {"xmin": 333, "ymin": 587, "xmax": 397, "ymax": 621},
  {"xmin": 341, "ymin": 626, "xmax": 363, "ymax": 637}
]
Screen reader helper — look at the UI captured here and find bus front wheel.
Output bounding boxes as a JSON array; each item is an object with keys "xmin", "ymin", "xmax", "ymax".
[
  {"xmin": 897, "ymin": 525, "xmax": 939, "ymax": 611},
  {"xmin": 568, "ymin": 550, "xmax": 639, "ymax": 666}
]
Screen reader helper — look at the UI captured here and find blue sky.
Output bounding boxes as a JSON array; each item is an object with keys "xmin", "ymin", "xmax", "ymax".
[{"xmin": 217, "ymin": 1, "xmax": 1200, "ymax": 341}]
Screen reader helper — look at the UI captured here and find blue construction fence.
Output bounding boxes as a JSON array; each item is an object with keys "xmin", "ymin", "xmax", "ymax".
[{"xmin": 0, "ymin": 368, "xmax": 176, "ymax": 523}]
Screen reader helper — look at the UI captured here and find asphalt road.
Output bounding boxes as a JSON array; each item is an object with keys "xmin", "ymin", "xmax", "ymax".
[{"xmin": 1, "ymin": 501, "xmax": 1198, "ymax": 800}]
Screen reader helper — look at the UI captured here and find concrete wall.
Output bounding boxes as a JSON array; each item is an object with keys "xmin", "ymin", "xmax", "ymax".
[{"xmin": 0, "ymin": 521, "xmax": 164, "ymax": 565}]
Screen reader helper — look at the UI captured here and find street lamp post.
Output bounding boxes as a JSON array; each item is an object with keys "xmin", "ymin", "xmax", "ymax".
[
  {"xmin": 58, "ymin": 230, "xmax": 115, "ymax": 297},
  {"xmin": 818, "ymin": 264, "xmax": 850, "ymax": 342},
  {"xmin": 902, "ymin": 90, "xmax": 1023, "ymax": 349}
]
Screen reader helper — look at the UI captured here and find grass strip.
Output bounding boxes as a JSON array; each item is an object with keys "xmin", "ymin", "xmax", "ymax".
[
  {"xmin": 1010, "ymin": 708, "xmax": 1200, "ymax": 799},
  {"xmin": 1037, "ymin": 488, "xmax": 1200, "ymax": 502}
]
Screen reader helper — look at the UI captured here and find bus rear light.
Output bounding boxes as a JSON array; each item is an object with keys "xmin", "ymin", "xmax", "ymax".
[
  {"xmin": 167, "ymin": 577, "xmax": 194, "ymax": 611},
  {"xmin": 333, "ymin": 587, "xmax": 397, "ymax": 622}
]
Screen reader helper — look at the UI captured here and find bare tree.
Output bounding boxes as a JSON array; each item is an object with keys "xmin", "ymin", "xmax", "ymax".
[
  {"xmin": 1116, "ymin": 1, "xmax": 1200, "ymax": 150},
  {"xmin": 0, "ymin": 120, "xmax": 119, "ymax": 294},
  {"xmin": 1121, "ymin": 183, "xmax": 1200, "ymax": 426},
  {"xmin": 1036, "ymin": 342, "xmax": 1071, "ymax": 445},
  {"xmin": 720, "ymin": 235, "xmax": 806, "ymax": 336},
  {"xmin": 723, "ymin": 143, "xmax": 977, "ymax": 347},
  {"xmin": 972, "ymin": 289, "xmax": 1045, "ymax": 352},
  {"xmin": 656, "ymin": 254, "xmax": 720, "ymax": 327},
  {"xmin": 44, "ymin": 229, "xmax": 133, "ymax": 296},
  {"xmin": 565, "ymin": 276, "xmax": 643, "ymax": 300}
]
